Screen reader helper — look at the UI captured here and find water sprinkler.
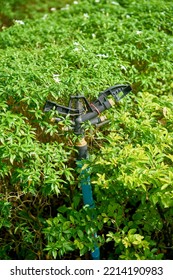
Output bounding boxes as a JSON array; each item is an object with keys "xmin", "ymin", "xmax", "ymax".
[{"xmin": 44, "ymin": 84, "xmax": 132, "ymax": 259}]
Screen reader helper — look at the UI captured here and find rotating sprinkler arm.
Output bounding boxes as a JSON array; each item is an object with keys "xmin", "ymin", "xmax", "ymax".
[
  {"xmin": 44, "ymin": 84, "xmax": 132, "ymax": 129},
  {"xmin": 75, "ymin": 84, "xmax": 132, "ymax": 125}
]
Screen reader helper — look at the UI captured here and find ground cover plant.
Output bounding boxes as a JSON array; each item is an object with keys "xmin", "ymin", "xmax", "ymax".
[
  {"xmin": 0, "ymin": 0, "xmax": 173, "ymax": 260},
  {"xmin": 0, "ymin": 0, "xmax": 73, "ymax": 29}
]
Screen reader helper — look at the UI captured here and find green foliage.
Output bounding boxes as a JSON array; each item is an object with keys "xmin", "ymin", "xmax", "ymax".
[
  {"xmin": 0, "ymin": 0, "xmax": 73, "ymax": 29},
  {"xmin": 43, "ymin": 205, "xmax": 103, "ymax": 259},
  {"xmin": 0, "ymin": 0, "xmax": 173, "ymax": 259}
]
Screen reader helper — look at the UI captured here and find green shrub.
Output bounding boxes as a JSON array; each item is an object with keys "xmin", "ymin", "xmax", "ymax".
[
  {"xmin": 0, "ymin": 0, "xmax": 73, "ymax": 29},
  {"xmin": 0, "ymin": 0, "xmax": 173, "ymax": 259}
]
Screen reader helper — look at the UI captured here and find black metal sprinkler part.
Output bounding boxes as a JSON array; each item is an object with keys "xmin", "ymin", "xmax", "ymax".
[{"xmin": 44, "ymin": 84, "xmax": 132, "ymax": 133}]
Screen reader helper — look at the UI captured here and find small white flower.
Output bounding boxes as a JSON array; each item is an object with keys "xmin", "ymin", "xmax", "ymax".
[
  {"xmin": 111, "ymin": 1, "xmax": 119, "ymax": 5},
  {"xmin": 84, "ymin": 13, "xmax": 89, "ymax": 19},
  {"xmin": 120, "ymin": 65, "xmax": 127, "ymax": 71},
  {"xmin": 73, "ymin": 1, "xmax": 78, "ymax": 4},
  {"xmin": 74, "ymin": 42, "xmax": 80, "ymax": 46},
  {"xmin": 61, "ymin": 4, "xmax": 69, "ymax": 10},
  {"xmin": 14, "ymin": 20, "xmax": 24, "ymax": 25},
  {"xmin": 96, "ymin": 54, "xmax": 109, "ymax": 58},
  {"xmin": 126, "ymin": 14, "xmax": 131, "ymax": 18},
  {"xmin": 136, "ymin": 30, "xmax": 143, "ymax": 35},
  {"xmin": 42, "ymin": 14, "xmax": 48, "ymax": 20},
  {"xmin": 73, "ymin": 42, "xmax": 86, "ymax": 52},
  {"xmin": 92, "ymin": 33, "xmax": 96, "ymax": 39},
  {"xmin": 53, "ymin": 74, "xmax": 61, "ymax": 83},
  {"xmin": 95, "ymin": 0, "xmax": 100, "ymax": 3},
  {"xmin": 50, "ymin": 7, "xmax": 56, "ymax": 12}
]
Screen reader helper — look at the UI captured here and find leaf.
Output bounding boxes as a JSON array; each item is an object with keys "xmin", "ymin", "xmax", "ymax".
[
  {"xmin": 77, "ymin": 229, "xmax": 84, "ymax": 239},
  {"xmin": 63, "ymin": 242, "xmax": 74, "ymax": 252},
  {"xmin": 10, "ymin": 154, "xmax": 16, "ymax": 164},
  {"xmin": 74, "ymin": 239, "xmax": 84, "ymax": 250},
  {"xmin": 166, "ymin": 155, "xmax": 173, "ymax": 162},
  {"xmin": 58, "ymin": 205, "xmax": 68, "ymax": 213},
  {"xmin": 69, "ymin": 215, "xmax": 75, "ymax": 224},
  {"xmin": 122, "ymin": 237, "xmax": 131, "ymax": 248},
  {"xmin": 52, "ymin": 250, "xmax": 57, "ymax": 259},
  {"xmin": 128, "ymin": 229, "xmax": 137, "ymax": 236}
]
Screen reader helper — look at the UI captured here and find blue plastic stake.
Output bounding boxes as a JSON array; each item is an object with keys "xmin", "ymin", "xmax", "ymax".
[{"xmin": 76, "ymin": 140, "xmax": 100, "ymax": 260}]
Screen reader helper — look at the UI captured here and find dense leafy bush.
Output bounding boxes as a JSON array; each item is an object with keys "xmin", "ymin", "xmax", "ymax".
[
  {"xmin": 0, "ymin": 0, "xmax": 73, "ymax": 29},
  {"xmin": 0, "ymin": 0, "xmax": 173, "ymax": 259}
]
